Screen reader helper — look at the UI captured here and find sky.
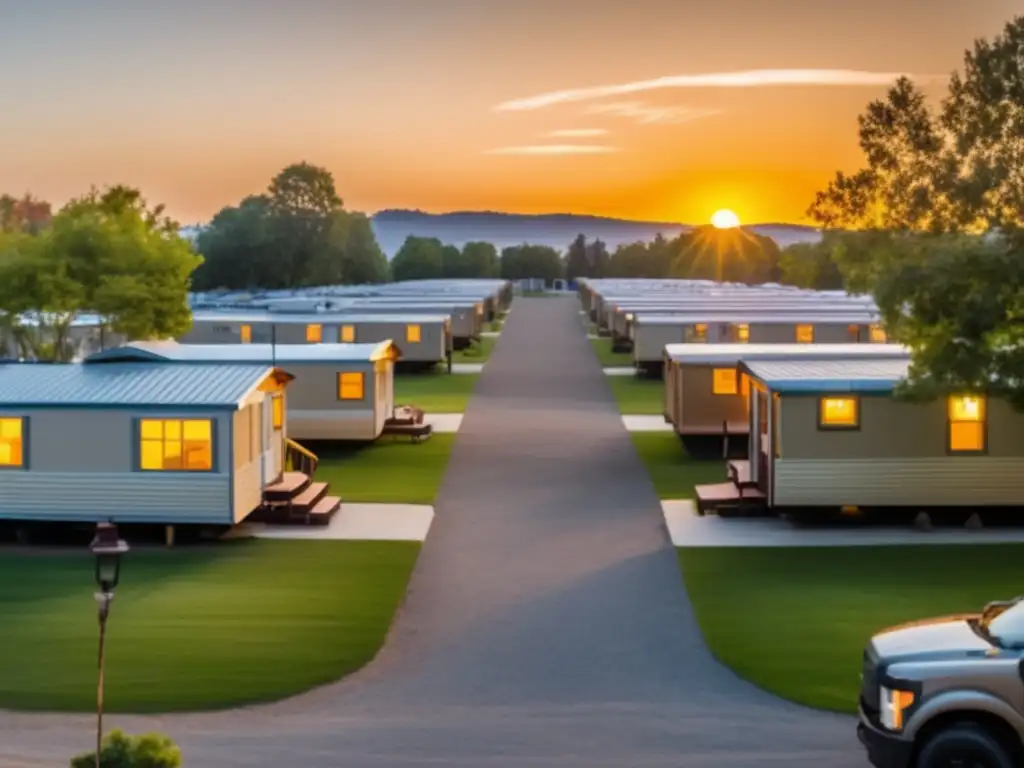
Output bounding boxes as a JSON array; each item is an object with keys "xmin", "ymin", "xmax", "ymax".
[{"xmin": 1, "ymin": 0, "xmax": 1020, "ymax": 226}]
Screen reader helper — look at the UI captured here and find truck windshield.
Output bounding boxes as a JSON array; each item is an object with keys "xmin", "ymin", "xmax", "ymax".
[{"xmin": 986, "ymin": 600, "xmax": 1024, "ymax": 647}]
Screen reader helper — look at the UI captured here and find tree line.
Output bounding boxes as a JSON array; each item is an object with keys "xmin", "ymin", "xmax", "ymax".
[{"xmin": 781, "ymin": 14, "xmax": 1024, "ymax": 411}]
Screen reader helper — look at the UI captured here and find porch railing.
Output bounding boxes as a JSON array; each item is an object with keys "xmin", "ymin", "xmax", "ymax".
[{"xmin": 285, "ymin": 438, "xmax": 319, "ymax": 477}]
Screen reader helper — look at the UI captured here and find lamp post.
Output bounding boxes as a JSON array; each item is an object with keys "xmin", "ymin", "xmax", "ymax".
[{"xmin": 89, "ymin": 523, "xmax": 129, "ymax": 768}]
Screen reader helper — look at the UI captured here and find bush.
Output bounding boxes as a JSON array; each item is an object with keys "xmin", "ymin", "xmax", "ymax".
[{"xmin": 70, "ymin": 730, "xmax": 182, "ymax": 768}]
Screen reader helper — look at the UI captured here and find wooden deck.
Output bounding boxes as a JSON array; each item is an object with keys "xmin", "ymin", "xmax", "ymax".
[
  {"xmin": 694, "ymin": 473, "xmax": 767, "ymax": 517},
  {"xmin": 680, "ymin": 422, "xmax": 750, "ymax": 436}
]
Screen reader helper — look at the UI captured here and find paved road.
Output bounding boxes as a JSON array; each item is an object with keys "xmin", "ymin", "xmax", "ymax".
[{"xmin": 0, "ymin": 297, "xmax": 867, "ymax": 767}]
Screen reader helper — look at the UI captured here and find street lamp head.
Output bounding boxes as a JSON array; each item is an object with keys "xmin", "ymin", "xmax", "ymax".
[{"xmin": 89, "ymin": 522, "xmax": 129, "ymax": 593}]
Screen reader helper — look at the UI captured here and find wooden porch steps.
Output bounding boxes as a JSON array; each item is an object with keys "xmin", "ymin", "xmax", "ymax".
[
  {"xmin": 695, "ymin": 460, "xmax": 767, "ymax": 517},
  {"xmin": 257, "ymin": 471, "xmax": 343, "ymax": 527},
  {"xmin": 308, "ymin": 495, "xmax": 342, "ymax": 526}
]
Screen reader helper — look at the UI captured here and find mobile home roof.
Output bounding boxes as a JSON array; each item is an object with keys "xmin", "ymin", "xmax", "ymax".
[
  {"xmin": 739, "ymin": 357, "xmax": 911, "ymax": 393},
  {"xmin": 86, "ymin": 341, "xmax": 400, "ymax": 364},
  {"xmin": 0, "ymin": 362, "xmax": 278, "ymax": 409},
  {"xmin": 190, "ymin": 311, "xmax": 450, "ymax": 324},
  {"xmin": 664, "ymin": 343, "xmax": 910, "ymax": 364},
  {"xmin": 635, "ymin": 311, "xmax": 880, "ymax": 324}
]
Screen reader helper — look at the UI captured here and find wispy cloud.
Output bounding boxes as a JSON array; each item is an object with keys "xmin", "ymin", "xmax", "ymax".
[
  {"xmin": 494, "ymin": 68, "xmax": 942, "ymax": 111},
  {"xmin": 585, "ymin": 101, "xmax": 721, "ymax": 125},
  {"xmin": 482, "ymin": 144, "xmax": 619, "ymax": 156},
  {"xmin": 543, "ymin": 128, "xmax": 609, "ymax": 138}
]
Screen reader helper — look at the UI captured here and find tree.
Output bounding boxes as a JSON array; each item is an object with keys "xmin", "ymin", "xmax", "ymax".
[
  {"xmin": 0, "ymin": 188, "xmax": 201, "ymax": 360},
  {"xmin": 192, "ymin": 196, "xmax": 277, "ymax": 290},
  {"xmin": 607, "ymin": 241, "xmax": 651, "ymax": 277},
  {"xmin": 586, "ymin": 238, "xmax": 610, "ymax": 277},
  {"xmin": 391, "ymin": 236, "xmax": 444, "ymax": 281},
  {"xmin": 336, "ymin": 211, "xmax": 389, "ymax": 283},
  {"xmin": 439, "ymin": 243, "xmax": 465, "ymax": 277},
  {"xmin": 70, "ymin": 729, "xmax": 182, "ymax": 768},
  {"xmin": 565, "ymin": 234, "xmax": 590, "ymax": 281},
  {"xmin": 668, "ymin": 227, "xmax": 781, "ymax": 284},
  {"xmin": 499, "ymin": 244, "xmax": 563, "ymax": 283},
  {"xmin": 777, "ymin": 240, "xmax": 845, "ymax": 290},
  {"xmin": 0, "ymin": 193, "xmax": 51, "ymax": 234},
  {"xmin": 460, "ymin": 241, "xmax": 500, "ymax": 278}
]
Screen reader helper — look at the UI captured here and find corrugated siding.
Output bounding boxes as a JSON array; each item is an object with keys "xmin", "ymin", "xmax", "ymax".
[
  {"xmin": 233, "ymin": 459, "xmax": 262, "ymax": 522},
  {"xmin": 285, "ymin": 363, "xmax": 372, "ymax": 411},
  {"xmin": 774, "ymin": 458, "xmax": 1024, "ymax": 506},
  {"xmin": 0, "ymin": 474, "xmax": 231, "ymax": 523}
]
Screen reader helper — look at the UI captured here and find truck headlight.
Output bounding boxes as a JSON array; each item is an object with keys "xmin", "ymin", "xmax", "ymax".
[{"xmin": 879, "ymin": 686, "xmax": 915, "ymax": 731}]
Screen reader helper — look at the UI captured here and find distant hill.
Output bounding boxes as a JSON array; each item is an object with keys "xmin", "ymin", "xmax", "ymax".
[{"xmin": 369, "ymin": 210, "xmax": 822, "ymax": 258}]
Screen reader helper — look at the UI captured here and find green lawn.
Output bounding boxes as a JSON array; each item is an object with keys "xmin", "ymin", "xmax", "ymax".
[
  {"xmin": 452, "ymin": 335, "xmax": 496, "ymax": 363},
  {"xmin": 395, "ymin": 373, "xmax": 479, "ymax": 412},
  {"xmin": 631, "ymin": 432, "xmax": 726, "ymax": 498},
  {"xmin": 607, "ymin": 375, "xmax": 663, "ymax": 414},
  {"xmin": 315, "ymin": 433, "xmax": 455, "ymax": 503},
  {"xmin": 590, "ymin": 337, "xmax": 632, "ymax": 367},
  {"xmin": 678, "ymin": 545, "xmax": 1024, "ymax": 713},
  {"xmin": 0, "ymin": 539, "xmax": 419, "ymax": 713}
]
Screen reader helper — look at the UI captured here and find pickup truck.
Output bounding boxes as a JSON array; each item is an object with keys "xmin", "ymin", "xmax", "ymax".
[{"xmin": 857, "ymin": 596, "xmax": 1024, "ymax": 767}]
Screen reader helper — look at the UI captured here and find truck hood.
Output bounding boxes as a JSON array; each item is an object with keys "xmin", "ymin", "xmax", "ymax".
[{"xmin": 872, "ymin": 614, "xmax": 993, "ymax": 662}]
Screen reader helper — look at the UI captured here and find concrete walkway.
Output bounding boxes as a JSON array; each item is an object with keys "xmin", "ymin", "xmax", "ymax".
[
  {"xmin": 622, "ymin": 415, "xmax": 673, "ymax": 431},
  {"xmin": 0, "ymin": 297, "xmax": 866, "ymax": 768},
  {"xmin": 242, "ymin": 504, "xmax": 434, "ymax": 542}
]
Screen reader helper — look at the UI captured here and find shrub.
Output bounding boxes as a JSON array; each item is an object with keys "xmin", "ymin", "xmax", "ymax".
[{"xmin": 70, "ymin": 729, "xmax": 182, "ymax": 768}]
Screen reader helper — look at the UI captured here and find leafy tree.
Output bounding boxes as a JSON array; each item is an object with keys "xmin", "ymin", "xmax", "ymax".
[
  {"xmin": 777, "ymin": 240, "xmax": 845, "ymax": 290},
  {"xmin": 336, "ymin": 211, "xmax": 389, "ymax": 283},
  {"xmin": 70, "ymin": 729, "xmax": 182, "ymax": 767},
  {"xmin": 499, "ymin": 244, "xmax": 563, "ymax": 284},
  {"xmin": 391, "ymin": 236, "xmax": 444, "ymax": 281},
  {"xmin": 607, "ymin": 241, "xmax": 651, "ymax": 277},
  {"xmin": 0, "ymin": 188, "xmax": 201, "ymax": 360},
  {"xmin": 668, "ymin": 227, "xmax": 781, "ymax": 284},
  {"xmin": 0, "ymin": 193, "xmax": 51, "ymax": 234},
  {"xmin": 565, "ymin": 234, "xmax": 590, "ymax": 280},
  {"xmin": 193, "ymin": 196, "xmax": 276, "ymax": 290},
  {"xmin": 460, "ymin": 241, "xmax": 500, "ymax": 278},
  {"xmin": 439, "ymin": 243, "xmax": 465, "ymax": 277},
  {"xmin": 586, "ymin": 238, "xmax": 610, "ymax": 277}
]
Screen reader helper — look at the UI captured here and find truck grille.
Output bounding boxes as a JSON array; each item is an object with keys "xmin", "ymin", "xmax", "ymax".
[{"xmin": 860, "ymin": 648, "xmax": 879, "ymax": 716}]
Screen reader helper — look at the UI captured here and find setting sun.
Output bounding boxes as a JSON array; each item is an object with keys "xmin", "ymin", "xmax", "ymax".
[{"xmin": 710, "ymin": 209, "xmax": 741, "ymax": 229}]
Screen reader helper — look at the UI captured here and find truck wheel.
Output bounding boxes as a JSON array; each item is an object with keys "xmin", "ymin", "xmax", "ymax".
[{"xmin": 917, "ymin": 724, "xmax": 1015, "ymax": 768}]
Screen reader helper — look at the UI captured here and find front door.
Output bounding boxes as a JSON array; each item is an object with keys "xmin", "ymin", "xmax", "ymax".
[{"xmin": 261, "ymin": 397, "xmax": 276, "ymax": 482}]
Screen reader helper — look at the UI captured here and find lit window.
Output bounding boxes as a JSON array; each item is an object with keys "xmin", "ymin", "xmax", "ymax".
[
  {"xmin": 340, "ymin": 325, "xmax": 355, "ymax": 343},
  {"xmin": 687, "ymin": 323, "xmax": 708, "ymax": 342},
  {"xmin": 796, "ymin": 324, "xmax": 814, "ymax": 343},
  {"xmin": 712, "ymin": 368, "xmax": 738, "ymax": 395},
  {"xmin": 406, "ymin": 324, "xmax": 422, "ymax": 343},
  {"xmin": 819, "ymin": 397, "xmax": 858, "ymax": 428},
  {"xmin": 740, "ymin": 373, "xmax": 751, "ymax": 398},
  {"xmin": 272, "ymin": 395, "xmax": 284, "ymax": 430},
  {"xmin": 306, "ymin": 324, "xmax": 322, "ymax": 343},
  {"xmin": 948, "ymin": 395, "xmax": 985, "ymax": 452},
  {"xmin": 139, "ymin": 419, "xmax": 213, "ymax": 471},
  {"xmin": 869, "ymin": 325, "xmax": 887, "ymax": 343},
  {"xmin": 240, "ymin": 325, "xmax": 252, "ymax": 344},
  {"xmin": 338, "ymin": 372, "xmax": 364, "ymax": 400},
  {"xmin": 735, "ymin": 323, "xmax": 750, "ymax": 343},
  {"xmin": 0, "ymin": 417, "xmax": 24, "ymax": 467}
]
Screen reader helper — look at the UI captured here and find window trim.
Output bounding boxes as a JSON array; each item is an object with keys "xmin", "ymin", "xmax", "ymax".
[
  {"xmin": 796, "ymin": 324, "xmax": 815, "ymax": 344},
  {"xmin": 337, "ymin": 372, "xmax": 365, "ymax": 401},
  {"xmin": 306, "ymin": 323, "xmax": 323, "ymax": 343},
  {"xmin": 136, "ymin": 417, "xmax": 217, "ymax": 473},
  {"xmin": 711, "ymin": 368, "xmax": 739, "ymax": 395},
  {"xmin": 339, "ymin": 324, "xmax": 355, "ymax": 343},
  {"xmin": 271, "ymin": 395, "xmax": 284, "ymax": 430},
  {"xmin": 946, "ymin": 395, "xmax": 987, "ymax": 454},
  {"xmin": 817, "ymin": 395, "xmax": 860, "ymax": 430},
  {"xmin": 406, "ymin": 323, "xmax": 422, "ymax": 343},
  {"xmin": 0, "ymin": 416, "xmax": 27, "ymax": 470}
]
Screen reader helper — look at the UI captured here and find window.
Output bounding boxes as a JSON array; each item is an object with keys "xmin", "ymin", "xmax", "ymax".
[
  {"xmin": 338, "ymin": 372, "xmax": 365, "ymax": 400},
  {"xmin": 406, "ymin": 324, "xmax": 422, "ymax": 343},
  {"xmin": 948, "ymin": 395, "xmax": 985, "ymax": 452},
  {"xmin": 735, "ymin": 323, "xmax": 750, "ymax": 343},
  {"xmin": 819, "ymin": 397, "xmax": 859, "ymax": 429},
  {"xmin": 272, "ymin": 395, "xmax": 284, "ymax": 430},
  {"xmin": 139, "ymin": 419, "xmax": 213, "ymax": 471},
  {"xmin": 240, "ymin": 324, "xmax": 252, "ymax": 344},
  {"xmin": 796, "ymin": 324, "xmax": 814, "ymax": 343},
  {"xmin": 306, "ymin": 324, "xmax": 322, "ymax": 343},
  {"xmin": 340, "ymin": 325, "xmax": 355, "ymax": 343},
  {"xmin": 687, "ymin": 323, "xmax": 708, "ymax": 342},
  {"xmin": 712, "ymin": 368, "xmax": 738, "ymax": 395},
  {"xmin": 0, "ymin": 417, "xmax": 24, "ymax": 467},
  {"xmin": 869, "ymin": 325, "xmax": 887, "ymax": 343}
]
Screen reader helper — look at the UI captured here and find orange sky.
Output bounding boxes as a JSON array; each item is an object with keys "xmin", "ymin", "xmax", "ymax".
[{"xmin": 1, "ymin": 0, "xmax": 1019, "ymax": 225}]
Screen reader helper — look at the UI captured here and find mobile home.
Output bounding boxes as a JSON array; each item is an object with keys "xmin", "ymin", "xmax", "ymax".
[
  {"xmin": 694, "ymin": 356, "xmax": 1024, "ymax": 516},
  {"xmin": 88, "ymin": 341, "xmax": 404, "ymax": 442},
  {"xmin": 663, "ymin": 343, "xmax": 911, "ymax": 456},
  {"xmin": 0, "ymin": 361, "xmax": 337, "ymax": 526}
]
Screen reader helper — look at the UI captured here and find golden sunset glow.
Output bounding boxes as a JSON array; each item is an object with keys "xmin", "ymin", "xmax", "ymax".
[{"xmin": 710, "ymin": 209, "xmax": 741, "ymax": 229}]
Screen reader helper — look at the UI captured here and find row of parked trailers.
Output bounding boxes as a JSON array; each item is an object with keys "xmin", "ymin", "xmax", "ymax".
[
  {"xmin": 578, "ymin": 278, "xmax": 886, "ymax": 375},
  {"xmin": 583, "ymin": 278, "xmax": 1024, "ymax": 519},
  {"xmin": 4, "ymin": 279, "xmax": 513, "ymax": 370}
]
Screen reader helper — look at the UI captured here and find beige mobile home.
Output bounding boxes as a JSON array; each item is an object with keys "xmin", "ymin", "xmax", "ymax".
[
  {"xmin": 88, "ymin": 341, "xmax": 405, "ymax": 442},
  {"xmin": 0, "ymin": 360, "xmax": 347, "ymax": 527},
  {"xmin": 633, "ymin": 310, "xmax": 886, "ymax": 375},
  {"xmin": 182, "ymin": 311, "xmax": 450, "ymax": 371},
  {"xmin": 694, "ymin": 356, "xmax": 1024, "ymax": 516},
  {"xmin": 663, "ymin": 343, "xmax": 910, "ymax": 456}
]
